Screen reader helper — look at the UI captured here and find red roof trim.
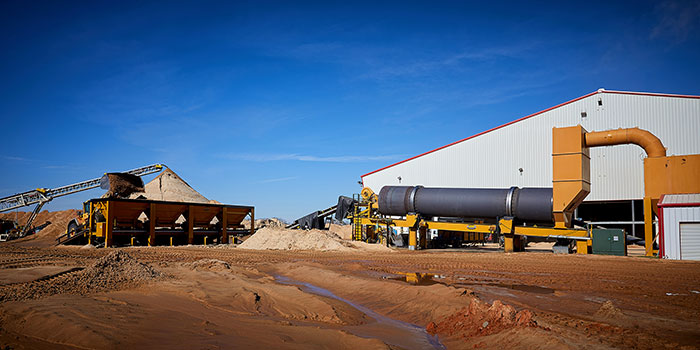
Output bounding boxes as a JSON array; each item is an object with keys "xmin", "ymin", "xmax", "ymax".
[
  {"xmin": 603, "ymin": 90, "xmax": 700, "ymax": 99},
  {"xmin": 361, "ymin": 89, "xmax": 700, "ymax": 178},
  {"xmin": 658, "ymin": 202, "xmax": 700, "ymax": 208}
]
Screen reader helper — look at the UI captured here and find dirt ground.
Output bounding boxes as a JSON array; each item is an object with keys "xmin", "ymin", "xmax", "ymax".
[{"xmin": 0, "ymin": 244, "xmax": 698, "ymax": 350}]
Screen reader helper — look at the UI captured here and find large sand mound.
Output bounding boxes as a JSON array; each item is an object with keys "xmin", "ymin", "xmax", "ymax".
[
  {"xmin": 238, "ymin": 227, "xmax": 392, "ymax": 252},
  {"xmin": 130, "ymin": 168, "xmax": 209, "ymax": 203},
  {"xmin": 239, "ymin": 227, "xmax": 353, "ymax": 251},
  {"xmin": 0, "ymin": 209, "xmax": 80, "ymax": 247}
]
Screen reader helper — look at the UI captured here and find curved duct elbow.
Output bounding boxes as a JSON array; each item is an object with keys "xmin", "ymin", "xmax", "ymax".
[{"xmin": 584, "ymin": 127, "xmax": 666, "ymax": 158}]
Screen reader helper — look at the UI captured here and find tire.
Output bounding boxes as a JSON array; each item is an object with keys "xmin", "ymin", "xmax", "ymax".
[{"xmin": 67, "ymin": 221, "xmax": 79, "ymax": 236}]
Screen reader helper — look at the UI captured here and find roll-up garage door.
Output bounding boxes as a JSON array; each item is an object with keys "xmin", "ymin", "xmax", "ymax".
[{"xmin": 680, "ymin": 222, "xmax": 700, "ymax": 261}]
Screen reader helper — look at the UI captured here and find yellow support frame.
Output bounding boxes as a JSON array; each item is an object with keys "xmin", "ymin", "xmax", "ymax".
[{"xmin": 375, "ymin": 215, "xmax": 589, "ymax": 254}]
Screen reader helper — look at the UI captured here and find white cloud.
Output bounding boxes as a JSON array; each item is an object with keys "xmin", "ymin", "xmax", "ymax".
[
  {"xmin": 256, "ymin": 176, "xmax": 298, "ymax": 184},
  {"xmin": 1, "ymin": 155, "xmax": 29, "ymax": 161}
]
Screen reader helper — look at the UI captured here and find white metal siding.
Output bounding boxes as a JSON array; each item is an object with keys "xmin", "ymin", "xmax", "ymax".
[
  {"xmin": 661, "ymin": 206, "xmax": 700, "ymax": 260},
  {"xmin": 363, "ymin": 92, "xmax": 700, "ymax": 202},
  {"xmin": 680, "ymin": 222, "xmax": 700, "ymax": 261}
]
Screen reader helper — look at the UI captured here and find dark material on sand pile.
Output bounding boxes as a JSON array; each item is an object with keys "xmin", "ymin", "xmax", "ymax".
[{"xmin": 103, "ymin": 173, "xmax": 145, "ymax": 198}]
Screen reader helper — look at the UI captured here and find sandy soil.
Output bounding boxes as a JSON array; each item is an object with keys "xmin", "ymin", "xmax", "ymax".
[{"xmin": 0, "ymin": 245, "xmax": 698, "ymax": 350}]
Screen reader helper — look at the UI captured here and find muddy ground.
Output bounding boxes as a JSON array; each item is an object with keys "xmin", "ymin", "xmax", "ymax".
[{"xmin": 0, "ymin": 245, "xmax": 698, "ymax": 349}]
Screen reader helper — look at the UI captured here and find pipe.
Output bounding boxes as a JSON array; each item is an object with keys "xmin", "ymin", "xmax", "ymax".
[
  {"xmin": 378, "ymin": 186, "xmax": 553, "ymax": 222},
  {"xmin": 584, "ymin": 127, "xmax": 666, "ymax": 158}
]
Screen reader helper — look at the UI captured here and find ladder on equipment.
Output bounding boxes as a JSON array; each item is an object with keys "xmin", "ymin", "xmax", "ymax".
[{"xmin": 352, "ymin": 193, "xmax": 363, "ymax": 241}]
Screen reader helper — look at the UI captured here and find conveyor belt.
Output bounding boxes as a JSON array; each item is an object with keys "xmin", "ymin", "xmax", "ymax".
[
  {"xmin": 286, "ymin": 204, "xmax": 338, "ymax": 229},
  {"xmin": 56, "ymin": 229, "xmax": 88, "ymax": 245}
]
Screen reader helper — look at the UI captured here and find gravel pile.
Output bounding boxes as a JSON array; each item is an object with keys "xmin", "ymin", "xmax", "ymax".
[
  {"xmin": 77, "ymin": 250, "xmax": 162, "ymax": 288},
  {"xmin": 0, "ymin": 251, "xmax": 162, "ymax": 302}
]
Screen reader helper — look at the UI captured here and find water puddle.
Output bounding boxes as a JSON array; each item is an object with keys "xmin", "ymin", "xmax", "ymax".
[
  {"xmin": 389, "ymin": 272, "xmax": 554, "ymax": 294},
  {"xmin": 275, "ymin": 275, "xmax": 444, "ymax": 350}
]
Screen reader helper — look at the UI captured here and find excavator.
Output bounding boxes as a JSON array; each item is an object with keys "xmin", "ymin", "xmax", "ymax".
[{"xmin": 0, "ymin": 164, "xmax": 164, "ymax": 242}]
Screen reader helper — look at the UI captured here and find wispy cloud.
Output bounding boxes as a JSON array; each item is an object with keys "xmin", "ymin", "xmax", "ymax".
[
  {"xmin": 357, "ymin": 44, "xmax": 537, "ymax": 81},
  {"xmin": 255, "ymin": 176, "xmax": 298, "ymax": 184},
  {"xmin": 223, "ymin": 153, "xmax": 406, "ymax": 163},
  {"xmin": 650, "ymin": 0, "xmax": 700, "ymax": 43},
  {"xmin": 1, "ymin": 155, "xmax": 29, "ymax": 161}
]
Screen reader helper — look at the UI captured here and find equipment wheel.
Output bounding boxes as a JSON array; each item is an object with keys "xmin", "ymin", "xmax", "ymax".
[{"xmin": 67, "ymin": 221, "xmax": 79, "ymax": 236}]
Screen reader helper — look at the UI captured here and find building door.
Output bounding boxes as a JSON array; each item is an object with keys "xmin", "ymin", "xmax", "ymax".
[{"xmin": 680, "ymin": 222, "xmax": 700, "ymax": 261}]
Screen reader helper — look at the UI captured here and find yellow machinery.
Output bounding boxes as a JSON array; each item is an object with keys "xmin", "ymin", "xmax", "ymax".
[
  {"xmin": 565, "ymin": 126, "xmax": 700, "ymax": 256},
  {"xmin": 58, "ymin": 198, "xmax": 254, "ymax": 247},
  {"xmin": 0, "ymin": 164, "xmax": 164, "ymax": 239},
  {"xmin": 354, "ymin": 125, "xmax": 700, "ymax": 255}
]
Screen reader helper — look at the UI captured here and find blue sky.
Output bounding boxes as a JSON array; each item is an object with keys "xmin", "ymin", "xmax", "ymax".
[{"xmin": 1, "ymin": 1, "xmax": 699, "ymax": 221}]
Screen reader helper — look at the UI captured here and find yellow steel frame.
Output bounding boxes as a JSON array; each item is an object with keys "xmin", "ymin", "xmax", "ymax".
[
  {"xmin": 366, "ymin": 214, "xmax": 590, "ymax": 254},
  {"xmin": 349, "ymin": 187, "xmax": 588, "ymax": 254}
]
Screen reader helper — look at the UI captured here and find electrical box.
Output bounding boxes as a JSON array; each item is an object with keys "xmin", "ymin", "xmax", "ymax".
[{"xmin": 592, "ymin": 228, "xmax": 627, "ymax": 256}]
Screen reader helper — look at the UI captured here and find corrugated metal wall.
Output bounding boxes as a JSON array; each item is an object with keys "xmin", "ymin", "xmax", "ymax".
[
  {"xmin": 661, "ymin": 206, "xmax": 700, "ymax": 260},
  {"xmin": 362, "ymin": 91, "xmax": 700, "ymax": 202}
]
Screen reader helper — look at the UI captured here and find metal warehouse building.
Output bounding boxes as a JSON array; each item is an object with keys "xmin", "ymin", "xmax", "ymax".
[{"xmin": 361, "ymin": 89, "xmax": 700, "ymax": 237}]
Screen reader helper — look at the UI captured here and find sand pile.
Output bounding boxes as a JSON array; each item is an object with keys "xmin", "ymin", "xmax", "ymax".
[
  {"xmin": 185, "ymin": 259, "xmax": 231, "ymax": 271},
  {"xmin": 239, "ymin": 227, "xmax": 356, "ymax": 251},
  {"xmin": 239, "ymin": 227, "xmax": 393, "ymax": 252},
  {"xmin": 329, "ymin": 224, "xmax": 352, "ymax": 240},
  {"xmin": 0, "ymin": 209, "xmax": 80, "ymax": 247},
  {"xmin": 427, "ymin": 299, "xmax": 537, "ymax": 338},
  {"xmin": 78, "ymin": 251, "xmax": 162, "ymax": 288},
  {"xmin": 0, "ymin": 251, "xmax": 162, "ymax": 302},
  {"xmin": 595, "ymin": 300, "xmax": 627, "ymax": 319},
  {"xmin": 130, "ymin": 168, "xmax": 209, "ymax": 203}
]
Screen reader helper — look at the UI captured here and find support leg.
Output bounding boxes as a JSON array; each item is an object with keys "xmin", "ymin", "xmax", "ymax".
[
  {"xmin": 576, "ymin": 240, "xmax": 589, "ymax": 254},
  {"xmin": 644, "ymin": 197, "xmax": 654, "ymax": 257},
  {"xmin": 504, "ymin": 235, "xmax": 524, "ymax": 252},
  {"xmin": 504, "ymin": 235, "xmax": 515, "ymax": 252},
  {"xmin": 105, "ymin": 202, "xmax": 113, "ymax": 247},
  {"xmin": 149, "ymin": 203, "xmax": 156, "ymax": 247},
  {"xmin": 187, "ymin": 205, "xmax": 194, "ymax": 245},
  {"xmin": 250, "ymin": 208, "xmax": 255, "ymax": 237},
  {"xmin": 409, "ymin": 227, "xmax": 417, "ymax": 251},
  {"xmin": 221, "ymin": 207, "xmax": 228, "ymax": 244}
]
